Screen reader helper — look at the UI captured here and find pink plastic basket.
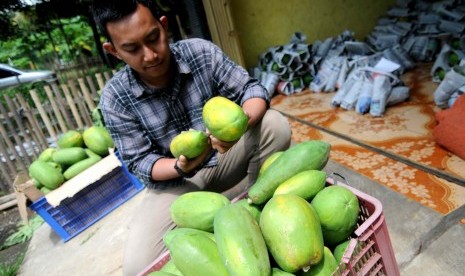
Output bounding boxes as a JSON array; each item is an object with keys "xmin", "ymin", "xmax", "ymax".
[
  {"xmin": 138, "ymin": 177, "xmax": 399, "ymax": 276},
  {"xmin": 327, "ymin": 177, "xmax": 400, "ymax": 276}
]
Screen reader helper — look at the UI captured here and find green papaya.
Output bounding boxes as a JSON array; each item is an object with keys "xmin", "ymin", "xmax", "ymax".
[
  {"xmin": 273, "ymin": 170, "xmax": 327, "ymax": 201},
  {"xmin": 83, "ymin": 126, "xmax": 114, "ymax": 156},
  {"xmin": 333, "ymin": 240, "xmax": 350, "ymax": 264},
  {"xmin": 248, "ymin": 140, "xmax": 330, "ymax": 205},
  {"xmin": 57, "ymin": 130, "xmax": 84, "ymax": 148},
  {"xmin": 311, "ymin": 186, "xmax": 359, "ymax": 246},
  {"xmin": 84, "ymin": 148, "xmax": 101, "ymax": 159},
  {"xmin": 163, "ymin": 227, "xmax": 215, "ymax": 247},
  {"xmin": 167, "ymin": 232, "xmax": 229, "ymax": 276},
  {"xmin": 169, "ymin": 130, "xmax": 209, "ymax": 159},
  {"xmin": 202, "ymin": 96, "xmax": 248, "ymax": 142},
  {"xmin": 258, "ymin": 151, "xmax": 283, "ymax": 177},
  {"xmin": 260, "ymin": 194, "xmax": 324, "ymax": 273},
  {"xmin": 62, "ymin": 149, "xmax": 102, "ymax": 180},
  {"xmin": 52, "ymin": 147, "xmax": 87, "ymax": 166},
  {"xmin": 46, "ymin": 162, "xmax": 62, "ymax": 173},
  {"xmin": 159, "ymin": 259, "xmax": 182, "ymax": 275},
  {"xmin": 169, "ymin": 191, "xmax": 230, "ymax": 232},
  {"xmin": 147, "ymin": 271, "xmax": 179, "ymax": 276},
  {"xmin": 214, "ymin": 204, "xmax": 271, "ymax": 276},
  {"xmin": 302, "ymin": 247, "xmax": 338, "ymax": 276},
  {"xmin": 38, "ymin": 147, "xmax": 56, "ymax": 162},
  {"xmin": 31, "ymin": 178, "xmax": 43, "ymax": 189},
  {"xmin": 272, "ymin": 267, "xmax": 295, "ymax": 276},
  {"xmin": 233, "ymin": 198, "xmax": 261, "ymax": 223},
  {"xmin": 28, "ymin": 160, "xmax": 65, "ymax": 190},
  {"xmin": 40, "ymin": 186, "xmax": 52, "ymax": 194}
]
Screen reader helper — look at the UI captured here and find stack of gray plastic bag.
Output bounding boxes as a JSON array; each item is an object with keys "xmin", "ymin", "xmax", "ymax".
[
  {"xmin": 252, "ymin": 30, "xmax": 413, "ymax": 116},
  {"xmin": 251, "ymin": 32, "xmax": 314, "ymax": 97},
  {"xmin": 331, "ymin": 61, "xmax": 410, "ymax": 117},
  {"xmin": 434, "ymin": 61, "xmax": 465, "ymax": 109},
  {"xmin": 367, "ymin": 0, "xmax": 465, "ymax": 64},
  {"xmin": 369, "ymin": 2, "xmax": 465, "ymax": 82},
  {"xmin": 366, "ymin": 0, "xmax": 465, "ymax": 109},
  {"xmin": 312, "ymin": 35, "xmax": 412, "ymax": 117}
]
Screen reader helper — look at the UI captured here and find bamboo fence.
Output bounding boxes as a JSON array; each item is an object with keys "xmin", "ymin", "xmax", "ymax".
[{"xmin": 0, "ymin": 70, "xmax": 114, "ymax": 194}]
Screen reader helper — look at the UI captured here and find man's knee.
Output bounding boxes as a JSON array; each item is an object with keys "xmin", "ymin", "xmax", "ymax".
[{"xmin": 262, "ymin": 109, "xmax": 292, "ymax": 148}]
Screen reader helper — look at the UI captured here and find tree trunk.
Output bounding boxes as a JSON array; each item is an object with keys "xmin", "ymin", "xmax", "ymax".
[
  {"xmin": 84, "ymin": 12, "xmax": 114, "ymax": 68},
  {"xmin": 44, "ymin": 23, "xmax": 61, "ymax": 67}
]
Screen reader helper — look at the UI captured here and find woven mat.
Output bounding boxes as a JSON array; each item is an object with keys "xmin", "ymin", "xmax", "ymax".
[{"xmin": 271, "ymin": 63, "xmax": 465, "ymax": 215}]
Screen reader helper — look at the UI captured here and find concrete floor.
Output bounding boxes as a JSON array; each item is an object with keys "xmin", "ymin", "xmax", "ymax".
[{"xmin": 18, "ymin": 159, "xmax": 465, "ymax": 276}]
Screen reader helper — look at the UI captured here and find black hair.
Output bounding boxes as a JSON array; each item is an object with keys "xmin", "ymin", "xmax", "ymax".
[{"xmin": 91, "ymin": 0, "xmax": 162, "ymax": 41}]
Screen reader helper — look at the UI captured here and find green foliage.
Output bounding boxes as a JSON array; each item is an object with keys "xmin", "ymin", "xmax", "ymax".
[
  {"xmin": 92, "ymin": 106, "xmax": 105, "ymax": 127},
  {"xmin": 0, "ymin": 215, "xmax": 44, "ymax": 250},
  {"xmin": 0, "ymin": 15, "xmax": 97, "ymax": 69},
  {"xmin": 0, "ymin": 252, "xmax": 25, "ymax": 276}
]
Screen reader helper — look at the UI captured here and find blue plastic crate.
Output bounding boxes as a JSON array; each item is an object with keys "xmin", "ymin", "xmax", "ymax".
[{"xmin": 29, "ymin": 163, "xmax": 144, "ymax": 242}]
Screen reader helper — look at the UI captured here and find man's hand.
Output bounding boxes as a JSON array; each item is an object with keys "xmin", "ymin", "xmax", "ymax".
[
  {"xmin": 206, "ymin": 128, "xmax": 240, "ymax": 154},
  {"xmin": 209, "ymin": 136, "xmax": 237, "ymax": 154},
  {"xmin": 176, "ymin": 141, "xmax": 213, "ymax": 174}
]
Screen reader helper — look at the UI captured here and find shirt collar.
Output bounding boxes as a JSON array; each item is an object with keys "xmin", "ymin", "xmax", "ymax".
[
  {"xmin": 173, "ymin": 50, "xmax": 192, "ymax": 75},
  {"xmin": 125, "ymin": 65, "xmax": 146, "ymax": 98}
]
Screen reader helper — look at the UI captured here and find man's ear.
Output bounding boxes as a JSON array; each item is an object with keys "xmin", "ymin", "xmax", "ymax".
[
  {"xmin": 103, "ymin": 42, "xmax": 122, "ymax": 60},
  {"xmin": 160, "ymin": 15, "xmax": 168, "ymax": 31}
]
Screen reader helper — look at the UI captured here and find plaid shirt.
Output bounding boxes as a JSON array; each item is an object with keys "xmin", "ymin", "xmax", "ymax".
[{"xmin": 100, "ymin": 38, "xmax": 269, "ymax": 189}]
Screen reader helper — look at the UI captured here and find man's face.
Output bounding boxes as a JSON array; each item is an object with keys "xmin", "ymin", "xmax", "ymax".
[{"xmin": 103, "ymin": 4, "xmax": 171, "ymax": 87}]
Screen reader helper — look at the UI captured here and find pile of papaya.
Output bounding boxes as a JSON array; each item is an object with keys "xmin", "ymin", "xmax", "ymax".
[
  {"xmin": 28, "ymin": 126, "xmax": 114, "ymax": 194},
  {"xmin": 151, "ymin": 140, "xmax": 361, "ymax": 276}
]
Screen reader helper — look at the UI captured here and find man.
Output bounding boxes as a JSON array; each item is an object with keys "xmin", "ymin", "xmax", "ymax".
[{"xmin": 91, "ymin": 0, "xmax": 291, "ymax": 274}]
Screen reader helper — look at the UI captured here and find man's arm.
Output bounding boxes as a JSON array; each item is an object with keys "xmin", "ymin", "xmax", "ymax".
[
  {"xmin": 150, "ymin": 144, "xmax": 213, "ymax": 181},
  {"xmin": 150, "ymin": 158, "xmax": 180, "ymax": 181},
  {"xmin": 242, "ymin": 97, "xmax": 268, "ymax": 128}
]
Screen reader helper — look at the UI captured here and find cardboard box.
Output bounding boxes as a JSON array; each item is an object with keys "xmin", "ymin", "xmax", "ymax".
[{"xmin": 13, "ymin": 172, "xmax": 44, "ymax": 223}]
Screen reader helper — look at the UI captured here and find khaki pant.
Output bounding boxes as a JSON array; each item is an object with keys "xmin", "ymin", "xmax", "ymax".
[{"xmin": 123, "ymin": 109, "xmax": 291, "ymax": 275}]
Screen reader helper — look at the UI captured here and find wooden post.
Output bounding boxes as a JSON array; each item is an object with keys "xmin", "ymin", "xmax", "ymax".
[
  {"xmin": 12, "ymin": 96, "xmax": 43, "ymax": 153},
  {"xmin": 0, "ymin": 101, "xmax": 31, "ymax": 167},
  {"xmin": 95, "ymin": 73, "xmax": 105, "ymax": 91},
  {"xmin": 78, "ymin": 78, "xmax": 97, "ymax": 111},
  {"xmin": 0, "ymin": 129, "xmax": 17, "ymax": 178},
  {"xmin": 68, "ymin": 80, "xmax": 93, "ymax": 127},
  {"xmin": 44, "ymin": 85, "xmax": 68, "ymax": 134},
  {"xmin": 30, "ymin": 89, "xmax": 58, "ymax": 145},
  {"xmin": 0, "ymin": 152, "xmax": 13, "ymax": 187},
  {"xmin": 4, "ymin": 95, "xmax": 38, "ymax": 160},
  {"xmin": 86, "ymin": 75, "xmax": 99, "ymax": 98},
  {"xmin": 15, "ymin": 94, "xmax": 49, "ymax": 150},
  {"xmin": 61, "ymin": 84, "xmax": 85, "ymax": 130},
  {"xmin": 103, "ymin": 71, "xmax": 111, "ymax": 82},
  {"xmin": 51, "ymin": 83, "xmax": 75, "ymax": 129}
]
